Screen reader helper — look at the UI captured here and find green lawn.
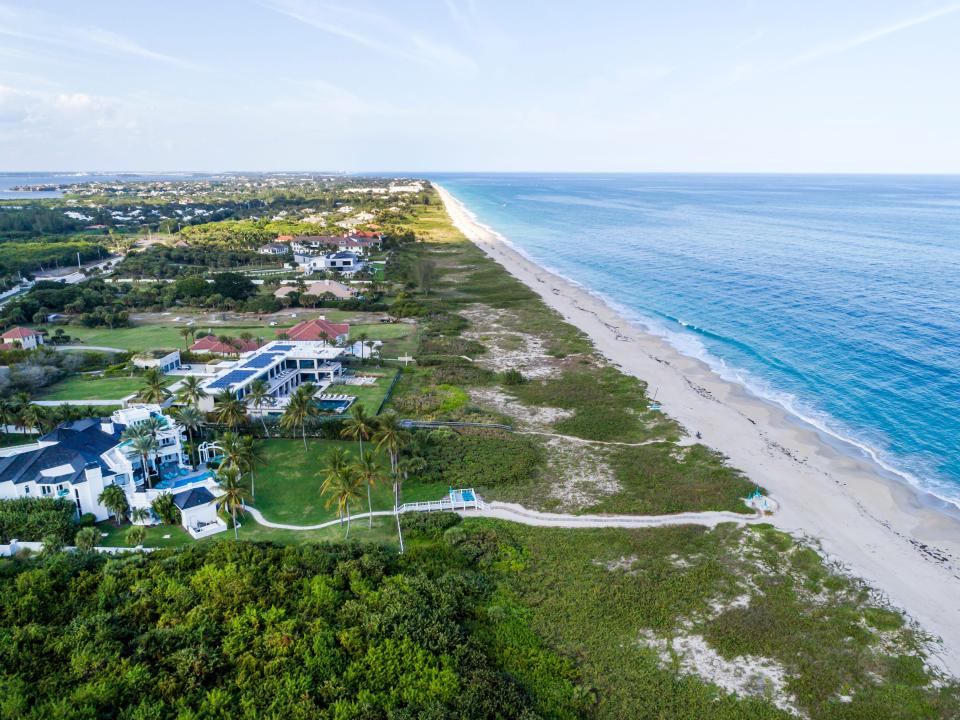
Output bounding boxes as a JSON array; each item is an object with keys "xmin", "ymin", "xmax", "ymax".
[
  {"xmin": 96, "ymin": 514, "xmax": 404, "ymax": 548},
  {"xmin": 338, "ymin": 372, "xmax": 397, "ymax": 414},
  {"xmin": 37, "ymin": 318, "xmax": 406, "ymax": 353},
  {"xmin": 40, "ymin": 374, "xmax": 176, "ymax": 401},
  {"xmin": 42, "ymin": 323, "xmax": 285, "ymax": 352},
  {"xmin": 0, "ymin": 433, "xmax": 37, "ymax": 448},
  {"xmin": 252, "ymin": 438, "xmax": 447, "ymax": 526}
]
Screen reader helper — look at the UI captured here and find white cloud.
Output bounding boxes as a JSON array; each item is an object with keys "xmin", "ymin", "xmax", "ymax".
[
  {"xmin": 261, "ymin": 0, "xmax": 476, "ymax": 71},
  {"xmin": 0, "ymin": 3, "xmax": 204, "ymax": 70},
  {"xmin": 783, "ymin": 3, "xmax": 960, "ymax": 69}
]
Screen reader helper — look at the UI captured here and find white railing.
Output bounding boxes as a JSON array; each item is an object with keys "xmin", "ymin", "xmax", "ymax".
[{"xmin": 396, "ymin": 490, "xmax": 486, "ymax": 514}]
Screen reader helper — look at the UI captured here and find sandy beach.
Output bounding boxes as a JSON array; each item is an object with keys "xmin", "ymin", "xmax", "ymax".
[{"xmin": 436, "ymin": 183, "xmax": 960, "ymax": 675}]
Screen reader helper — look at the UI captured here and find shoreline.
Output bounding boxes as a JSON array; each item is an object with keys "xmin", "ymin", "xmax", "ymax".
[{"xmin": 434, "ymin": 182, "xmax": 960, "ymax": 675}]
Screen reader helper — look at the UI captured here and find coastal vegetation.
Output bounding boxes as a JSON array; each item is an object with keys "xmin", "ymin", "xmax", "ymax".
[{"xmin": 2, "ymin": 176, "xmax": 959, "ymax": 718}]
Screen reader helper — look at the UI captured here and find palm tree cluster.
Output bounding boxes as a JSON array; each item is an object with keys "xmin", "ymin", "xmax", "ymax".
[
  {"xmin": 213, "ymin": 431, "xmax": 261, "ymax": 539},
  {"xmin": 0, "ymin": 395, "xmax": 108, "ymax": 438},
  {"xmin": 137, "ymin": 367, "xmax": 170, "ymax": 404},
  {"xmin": 320, "ymin": 406, "xmax": 415, "ymax": 539}
]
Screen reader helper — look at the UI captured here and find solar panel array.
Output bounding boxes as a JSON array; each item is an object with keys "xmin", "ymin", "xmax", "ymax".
[
  {"xmin": 242, "ymin": 353, "xmax": 281, "ymax": 369},
  {"xmin": 208, "ymin": 369, "xmax": 255, "ymax": 390},
  {"xmin": 271, "ymin": 344, "xmax": 294, "ymax": 351}
]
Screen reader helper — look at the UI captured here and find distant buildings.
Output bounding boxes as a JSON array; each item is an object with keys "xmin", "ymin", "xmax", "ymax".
[
  {"xmin": 133, "ymin": 348, "xmax": 182, "ymax": 372},
  {"xmin": 274, "ymin": 279, "xmax": 357, "ymax": 300},
  {"xmin": 196, "ymin": 335, "xmax": 350, "ymax": 415},
  {"xmin": 258, "ymin": 242, "xmax": 289, "ymax": 255},
  {"xmin": 189, "ymin": 335, "xmax": 263, "ymax": 356},
  {"xmin": 323, "ymin": 251, "xmax": 362, "ymax": 273},
  {"xmin": 0, "ymin": 326, "xmax": 44, "ymax": 350}
]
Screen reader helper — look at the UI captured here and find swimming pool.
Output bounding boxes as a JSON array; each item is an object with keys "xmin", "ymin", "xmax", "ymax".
[{"xmin": 315, "ymin": 399, "xmax": 353, "ymax": 412}]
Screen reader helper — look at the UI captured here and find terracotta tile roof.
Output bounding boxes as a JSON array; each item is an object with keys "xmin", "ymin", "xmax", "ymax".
[
  {"xmin": 189, "ymin": 335, "xmax": 263, "ymax": 355},
  {"xmin": 1, "ymin": 326, "xmax": 40, "ymax": 340},
  {"xmin": 281, "ymin": 317, "xmax": 350, "ymax": 342}
]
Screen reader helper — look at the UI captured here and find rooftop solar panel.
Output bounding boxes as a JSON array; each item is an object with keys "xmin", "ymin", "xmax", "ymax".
[
  {"xmin": 271, "ymin": 344, "xmax": 294, "ymax": 351},
  {"xmin": 208, "ymin": 369, "xmax": 255, "ymax": 390},
  {"xmin": 242, "ymin": 353, "xmax": 281, "ymax": 369}
]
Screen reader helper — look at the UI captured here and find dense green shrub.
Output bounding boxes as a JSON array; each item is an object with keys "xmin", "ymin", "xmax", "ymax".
[
  {"xmin": 418, "ymin": 432, "xmax": 544, "ymax": 488},
  {"xmin": 0, "ymin": 497, "xmax": 77, "ymax": 543},
  {"xmin": 399, "ymin": 511, "xmax": 462, "ymax": 538},
  {"xmin": 0, "ymin": 539, "xmax": 585, "ymax": 718}
]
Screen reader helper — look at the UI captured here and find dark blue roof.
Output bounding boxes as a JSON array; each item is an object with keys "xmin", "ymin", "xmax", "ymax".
[
  {"xmin": 0, "ymin": 418, "xmax": 122, "ymax": 486},
  {"xmin": 172, "ymin": 486, "xmax": 215, "ymax": 510},
  {"xmin": 242, "ymin": 352, "xmax": 281, "ymax": 369},
  {"xmin": 208, "ymin": 369, "xmax": 255, "ymax": 390}
]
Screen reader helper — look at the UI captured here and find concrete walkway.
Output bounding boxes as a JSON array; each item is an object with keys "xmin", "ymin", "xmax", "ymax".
[
  {"xmin": 33, "ymin": 399, "xmax": 126, "ymax": 406},
  {"xmin": 244, "ymin": 501, "xmax": 768, "ymax": 532}
]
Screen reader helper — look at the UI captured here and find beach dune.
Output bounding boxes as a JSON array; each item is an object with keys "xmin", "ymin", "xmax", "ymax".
[{"xmin": 435, "ymin": 183, "xmax": 960, "ymax": 674}]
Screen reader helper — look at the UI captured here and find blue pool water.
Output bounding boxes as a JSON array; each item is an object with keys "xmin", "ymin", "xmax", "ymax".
[
  {"xmin": 316, "ymin": 399, "xmax": 353, "ymax": 412},
  {"xmin": 433, "ymin": 174, "xmax": 960, "ymax": 505}
]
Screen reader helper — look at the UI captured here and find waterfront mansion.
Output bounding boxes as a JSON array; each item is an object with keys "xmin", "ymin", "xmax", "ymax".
[{"xmin": 0, "ymin": 405, "xmax": 226, "ymax": 538}]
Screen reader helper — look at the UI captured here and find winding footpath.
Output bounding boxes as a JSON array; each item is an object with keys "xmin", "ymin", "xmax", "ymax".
[{"xmin": 244, "ymin": 500, "xmax": 769, "ymax": 532}]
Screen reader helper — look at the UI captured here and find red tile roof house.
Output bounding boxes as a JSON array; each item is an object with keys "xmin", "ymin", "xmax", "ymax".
[
  {"xmin": 1, "ymin": 326, "xmax": 44, "ymax": 350},
  {"xmin": 279, "ymin": 317, "xmax": 350, "ymax": 345},
  {"xmin": 189, "ymin": 335, "xmax": 263, "ymax": 356}
]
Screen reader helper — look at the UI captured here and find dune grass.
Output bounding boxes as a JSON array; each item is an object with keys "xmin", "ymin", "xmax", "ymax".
[{"xmin": 471, "ymin": 519, "xmax": 959, "ymax": 719}]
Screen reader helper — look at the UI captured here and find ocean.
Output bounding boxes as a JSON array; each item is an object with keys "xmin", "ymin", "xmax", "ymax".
[
  {"xmin": 0, "ymin": 172, "xmax": 202, "ymax": 199},
  {"xmin": 433, "ymin": 174, "xmax": 960, "ymax": 505}
]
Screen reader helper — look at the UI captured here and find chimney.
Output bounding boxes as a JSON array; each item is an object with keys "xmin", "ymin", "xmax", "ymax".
[{"xmin": 100, "ymin": 421, "xmax": 114, "ymax": 435}]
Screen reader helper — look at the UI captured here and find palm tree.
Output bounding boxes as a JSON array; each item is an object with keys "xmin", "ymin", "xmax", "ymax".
[
  {"xmin": 357, "ymin": 331, "xmax": 370, "ymax": 361},
  {"xmin": 372, "ymin": 412, "xmax": 409, "ymax": 512},
  {"xmin": 279, "ymin": 382, "xmax": 319, "ymax": 451},
  {"xmin": 173, "ymin": 406, "xmax": 204, "ymax": 467},
  {"xmin": 320, "ymin": 449, "xmax": 363, "ymax": 539},
  {"xmin": 20, "ymin": 404, "xmax": 47, "ymax": 436},
  {"xmin": 130, "ymin": 507, "xmax": 150, "ymax": 524},
  {"xmin": 176, "ymin": 376, "xmax": 207, "ymax": 407},
  {"xmin": 123, "ymin": 425, "xmax": 159, "ymax": 488},
  {"xmin": 97, "ymin": 484, "xmax": 129, "ymax": 527},
  {"xmin": 218, "ymin": 431, "xmax": 244, "ymax": 471},
  {"xmin": 354, "ymin": 453, "xmax": 386, "ymax": 529},
  {"xmin": 0, "ymin": 398, "xmax": 15, "ymax": 440},
  {"xmin": 178, "ymin": 326, "xmax": 195, "ymax": 349},
  {"xmin": 125, "ymin": 524, "xmax": 147, "ymax": 547},
  {"xmin": 246, "ymin": 378, "xmax": 271, "ymax": 436},
  {"xmin": 73, "ymin": 526, "xmax": 99, "ymax": 552},
  {"xmin": 240, "ymin": 435, "xmax": 264, "ymax": 500},
  {"xmin": 150, "ymin": 493, "xmax": 180, "ymax": 525},
  {"xmin": 215, "ymin": 465, "xmax": 251, "ymax": 540},
  {"xmin": 213, "ymin": 389, "xmax": 247, "ymax": 431},
  {"xmin": 139, "ymin": 367, "xmax": 170, "ymax": 404},
  {"xmin": 372, "ymin": 411, "xmax": 407, "ymax": 479},
  {"xmin": 341, "ymin": 403, "xmax": 374, "ymax": 460}
]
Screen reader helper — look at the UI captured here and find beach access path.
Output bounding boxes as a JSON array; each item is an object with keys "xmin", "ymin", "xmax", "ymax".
[
  {"xmin": 434, "ymin": 183, "xmax": 960, "ymax": 675},
  {"xmin": 245, "ymin": 503, "xmax": 765, "ymax": 532}
]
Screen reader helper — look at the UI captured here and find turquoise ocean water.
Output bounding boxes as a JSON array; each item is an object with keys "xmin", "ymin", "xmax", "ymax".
[{"xmin": 432, "ymin": 174, "xmax": 960, "ymax": 506}]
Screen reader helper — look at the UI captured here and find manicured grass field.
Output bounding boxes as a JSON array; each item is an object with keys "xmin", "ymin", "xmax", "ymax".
[
  {"xmin": 38, "ymin": 319, "xmax": 408, "ymax": 354},
  {"xmin": 41, "ymin": 323, "xmax": 281, "ymax": 352},
  {"xmin": 338, "ymin": 371, "xmax": 397, "ymax": 414},
  {"xmin": 252, "ymin": 438, "xmax": 447, "ymax": 526},
  {"xmin": 39, "ymin": 374, "xmax": 176, "ymax": 401}
]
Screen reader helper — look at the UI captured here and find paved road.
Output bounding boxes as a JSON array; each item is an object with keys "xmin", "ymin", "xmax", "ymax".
[
  {"xmin": 52, "ymin": 344, "xmax": 127, "ymax": 353},
  {"xmin": 33, "ymin": 399, "xmax": 127, "ymax": 406}
]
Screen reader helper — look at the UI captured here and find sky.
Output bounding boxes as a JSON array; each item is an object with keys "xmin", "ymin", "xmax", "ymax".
[{"xmin": 1, "ymin": 0, "xmax": 959, "ymax": 173}]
